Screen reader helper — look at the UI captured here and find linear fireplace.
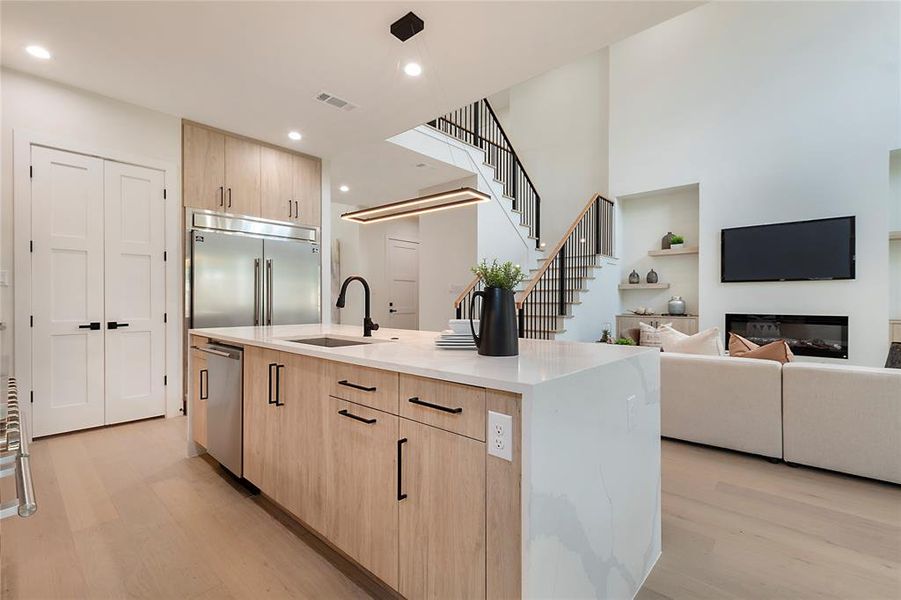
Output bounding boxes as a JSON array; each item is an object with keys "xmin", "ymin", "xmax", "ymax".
[{"xmin": 725, "ymin": 314, "xmax": 849, "ymax": 359}]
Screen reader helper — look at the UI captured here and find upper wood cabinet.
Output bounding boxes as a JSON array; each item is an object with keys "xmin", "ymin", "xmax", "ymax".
[
  {"xmin": 294, "ymin": 154, "xmax": 321, "ymax": 228},
  {"xmin": 224, "ymin": 136, "xmax": 261, "ymax": 216},
  {"xmin": 261, "ymin": 146, "xmax": 295, "ymax": 223},
  {"xmin": 183, "ymin": 124, "xmax": 225, "ymax": 211},
  {"xmin": 183, "ymin": 121, "xmax": 320, "ymax": 226}
]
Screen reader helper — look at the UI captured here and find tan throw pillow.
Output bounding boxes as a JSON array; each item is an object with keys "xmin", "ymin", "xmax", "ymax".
[
  {"xmin": 733, "ymin": 339, "xmax": 795, "ymax": 364},
  {"xmin": 728, "ymin": 332, "xmax": 758, "ymax": 355},
  {"xmin": 639, "ymin": 321, "xmax": 672, "ymax": 348},
  {"xmin": 661, "ymin": 326, "xmax": 724, "ymax": 356}
]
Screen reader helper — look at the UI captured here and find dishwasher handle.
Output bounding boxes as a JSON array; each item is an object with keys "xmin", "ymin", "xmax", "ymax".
[{"xmin": 191, "ymin": 345, "xmax": 243, "ymax": 360}]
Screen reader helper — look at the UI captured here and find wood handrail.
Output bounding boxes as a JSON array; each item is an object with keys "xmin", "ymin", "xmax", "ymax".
[
  {"xmin": 453, "ymin": 276, "xmax": 480, "ymax": 309},
  {"xmin": 515, "ymin": 193, "xmax": 612, "ymax": 308}
]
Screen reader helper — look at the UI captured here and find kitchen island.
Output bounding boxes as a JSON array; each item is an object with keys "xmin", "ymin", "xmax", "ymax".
[{"xmin": 188, "ymin": 324, "xmax": 661, "ymax": 600}]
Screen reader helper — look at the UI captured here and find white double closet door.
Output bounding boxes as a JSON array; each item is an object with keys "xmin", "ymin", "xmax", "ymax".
[{"xmin": 31, "ymin": 146, "xmax": 166, "ymax": 437}]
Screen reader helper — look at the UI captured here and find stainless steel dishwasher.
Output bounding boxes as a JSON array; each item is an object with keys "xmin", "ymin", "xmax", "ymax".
[{"xmin": 194, "ymin": 342, "xmax": 244, "ymax": 477}]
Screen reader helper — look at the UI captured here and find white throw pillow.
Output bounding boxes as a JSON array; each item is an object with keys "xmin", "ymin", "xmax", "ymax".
[
  {"xmin": 639, "ymin": 321, "xmax": 672, "ymax": 348},
  {"xmin": 660, "ymin": 326, "xmax": 724, "ymax": 356}
]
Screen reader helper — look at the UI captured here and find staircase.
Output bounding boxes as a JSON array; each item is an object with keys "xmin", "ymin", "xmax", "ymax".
[
  {"xmin": 426, "ymin": 98, "xmax": 616, "ymax": 340},
  {"xmin": 456, "ymin": 194, "xmax": 615, "ymax": 339}
]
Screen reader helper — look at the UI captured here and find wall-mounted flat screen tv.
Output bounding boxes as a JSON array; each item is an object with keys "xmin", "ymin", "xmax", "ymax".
[{"xmin": 721, "ymin": 216, "xmax": 855, "ymax": 282}]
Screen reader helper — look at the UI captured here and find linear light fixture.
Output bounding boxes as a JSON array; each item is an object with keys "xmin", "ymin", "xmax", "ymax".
[{"xmin": 341, "ymin": 187, "xmax": 490, "ymax": 224}]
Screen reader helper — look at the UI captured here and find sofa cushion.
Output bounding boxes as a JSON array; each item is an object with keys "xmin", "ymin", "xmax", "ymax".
[
  {"xmin": 659, "ymin": 326, "xmax": 724, "ymax": 356},
  {"xmin": 736, "ymin": 340, "xmax": 794, "ymax": 364},
  {"xmin": 728, "ymin": 332, "xmax": 758, "ymax": 354},
  {"xmin": 639, "ymin": 321, "xmax": 671, "ymax": 347}
]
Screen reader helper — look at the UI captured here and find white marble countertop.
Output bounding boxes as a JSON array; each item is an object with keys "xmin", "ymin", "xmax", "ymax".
[{"xmin": 189, "ymin": 323, "xmax": 657, "ymax": 393}]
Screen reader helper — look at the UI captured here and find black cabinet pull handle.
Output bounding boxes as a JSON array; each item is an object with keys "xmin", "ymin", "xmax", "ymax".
[
  {"xmin": 397, "ymin": 438, "xmax": 408, "ymax": 501},
  {"xmin": 268, "ymin": 363, "xmax": 277, "ymax": 404},
  {"xmin": 294, "ymin": 200, "xmax": 298, "ymax": 218},
  {"xmin": 227, "ymin": 187, "xmax": 232, "ymax": 208},
  {"xmin": 219, "ymin": 186, "xmax": 224, "ymax": 206},
  {"xmin": 407, "ymin": 396, "xmax": 463, "ymax": 414},
  {"xmin": 107, "ymin": 321, "xmax": 129, "ymax": 329},
  {"xmin": 288, "ymin": 199, "xmax": 293, "ymax": 217},
  {"xmin": 78, "ymin": 322, "xmax": 101, "ymax": 330},
  {"xmin": 275, "ymin": 364, "xmax": 285, "ymax": 406},
  {"xmin": 338, "ymin": 409, "xmax": 376, "ymax": 425},
  {"xmin": 200, "ymin": 369, "xmax": 208, "ymax": 400},
  {"xmin": 338, "ymin": 380, "xmax": 376, "ymax": 392}
]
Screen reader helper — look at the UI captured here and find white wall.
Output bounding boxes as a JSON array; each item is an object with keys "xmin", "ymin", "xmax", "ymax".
[
  {"xmin": 891, "ymin": 151, "xmax": 901, "ymax": 320},
  {"xmin": 619, "ymin": 185, "xmax": 699, "ymax": 315},
  {"xmin": 492, "ymin": 48, "xmax": 610, "ymax": 245},
  {"xmin": 609, "ymin": 2, "xmax": 900, "ymax": 366},
  {"xmin": 0, "ymin": 68, "xmax": 182, "ymax": 375},
  {"xmin": 330, "ymin": 202, "xmax": 419, "ymax": 329}
]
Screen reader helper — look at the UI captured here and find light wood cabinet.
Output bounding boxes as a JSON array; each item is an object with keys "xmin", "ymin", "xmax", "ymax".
[
  {"xmin": 294, "ymin": 154, "xmax": 321, "ymax": 227},
  {"xmin": 398, "ymin": 418, "xmax": 486, "ymax": 599},
  {"xmin": 183, "ymin": 123, "xmax": 225, "ymax": 211},
  {"xmin": 224, "ymin": 136, "xmax": 261, "ymax": 216},
  {"xmin": 325, "ymin": 398, "xmax": 399, "ymax": 589},
  {"xmin": 183, "ymin": 121, "xmax": 321, "ymax": 225},
  {"xmin": 190, "ymin": 345, "xmax": 208, "ymax": 447},
  {"xmin": 276, "ymin": 352, "xmax": 328, "ymax": 532},
  {"xmin": 328, "ymin": 362, "xmax": 399, "ymax": 415},
  {"xmin": 242, "ymin": 345, "xmax": 281, "ymax": 492},
  {"xmin": 261, "ymin": 146, "xmax": 295, "ymax": 223},
  {"xmin": 399, "ymin": 375, "xmax": 486, "ymax": 441}
]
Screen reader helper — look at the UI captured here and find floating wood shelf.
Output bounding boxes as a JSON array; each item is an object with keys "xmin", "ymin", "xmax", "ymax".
[
  {"xmin": 890, "ymin": 231, "xmax": 901, "ymax": 241},
  {"xmin": 648, "ymin": 246, "xmax": 699, "ymax": 257},
  {"xmin": 618, "ymin": 283, "xmax": 671, "ymax": 290}
]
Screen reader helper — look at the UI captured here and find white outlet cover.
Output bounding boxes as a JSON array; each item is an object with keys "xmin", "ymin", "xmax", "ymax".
[{"xmin": 487, "ymin": 410, "xmax": 513, "ymax": 462}]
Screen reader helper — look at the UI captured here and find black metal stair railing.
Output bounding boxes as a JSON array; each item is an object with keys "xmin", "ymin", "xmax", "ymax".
[
  {"xmin": 428, "ymin": 98, "xmax": 541, "ymax": 248},
  {"xmin": 516, "ymin": 195, "xmax": 615, "ymax": 339}
]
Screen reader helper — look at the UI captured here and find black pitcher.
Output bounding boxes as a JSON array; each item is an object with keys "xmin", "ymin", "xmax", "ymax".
[{"xmin": 469, "ymin": 287, "xmax": 519, "ymax": 357}]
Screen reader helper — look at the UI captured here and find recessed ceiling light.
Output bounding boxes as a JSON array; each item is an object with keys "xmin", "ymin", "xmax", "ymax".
[
  {"xmin": 25, "ymin": 45, "xmax": 51, "ymax": 60},
  {"xmin": 288, "ymin": 131, "xmax": 302, "ymax": 141},
  {"xmin": 403, "ymin": 62, "xmax": 422, "ymax": 77},
  {"xmin": 339, "ymin": 185, "xmax": 350, "ymax": 193}
]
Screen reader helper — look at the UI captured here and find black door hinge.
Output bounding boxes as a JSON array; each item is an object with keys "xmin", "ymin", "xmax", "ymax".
[
  {"xmin": 164, "ymin": 375, "xmax": 168, "ymax": 386},
  {"xmin": 163, "ymin": 188, "xmax": 167, "ymax": 200},
  {"xmin": 163, "ymin": 250, "xmax": 167, "ymax": 262},
  {"xmin": 29, "ymin": 165, "xmax": 33, "ymax": 178},
  {"xmin": 29, "ymin": 240, "xmax": 33, "ymax": 253},
  {"xmin": 163, "ymin": 312, "xmax": 168, "ymax": 323},
  {"xmin": 30, "ymin": 391, "xmax": 33, "ymax": 404},
  {"xmin": 29, "ymin": 315, "xmax": 33, "ymax": 327}
]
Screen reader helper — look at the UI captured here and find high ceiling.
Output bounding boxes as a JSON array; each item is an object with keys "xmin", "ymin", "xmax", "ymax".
[{"xmin": 1, "ymin": 1, "xmax": 699, "ymax": 206}]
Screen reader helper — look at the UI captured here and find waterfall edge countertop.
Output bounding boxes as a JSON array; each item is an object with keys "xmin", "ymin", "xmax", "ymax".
[{"xmin": 189, "ymin": 323, "xmax": 658, "ymax": 393}]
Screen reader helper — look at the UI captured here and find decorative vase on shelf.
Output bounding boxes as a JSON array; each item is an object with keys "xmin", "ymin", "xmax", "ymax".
[
  {"xmin": 667, "ymin": 296, "xmax": 686, "ymax": 316},
  {"xmin": 646, "ymin": 269, "xmax": 659, "ymax": 284},
  {"xmin": 628, "ymin": 270, "xmax": 640, "ymax": 284},
  {"xmin": 661, "ymin": 232, "xmax": 674, "ymax": 250}
]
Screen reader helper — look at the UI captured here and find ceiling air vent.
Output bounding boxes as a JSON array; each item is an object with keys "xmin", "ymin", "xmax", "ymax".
[{"xmin": 315, "ymin": 91, "xmax": 357, "ymax": 112}]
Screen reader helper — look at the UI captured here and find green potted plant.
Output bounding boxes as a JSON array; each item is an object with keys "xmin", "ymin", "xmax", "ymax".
[
  {"xmin": 670, "ymin": 234, "xmax": 685, "ymax": 250},
  {"xmin": 469, "ymin": 259, "xmax": 526, "ymax": 356},
  {"xmin": 615, "ymin": 337, "xmax": 637, "ymax": 346}
]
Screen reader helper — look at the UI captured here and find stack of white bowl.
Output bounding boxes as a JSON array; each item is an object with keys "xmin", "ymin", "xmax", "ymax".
[{"xmin": 434, "ymin": 319, "xmax": 478, "ymax": 350}]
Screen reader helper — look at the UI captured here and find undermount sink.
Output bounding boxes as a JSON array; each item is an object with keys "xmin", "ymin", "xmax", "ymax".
[{"xmin": 285, "ymin": 336, "xmax": 376, "ymax": 348}]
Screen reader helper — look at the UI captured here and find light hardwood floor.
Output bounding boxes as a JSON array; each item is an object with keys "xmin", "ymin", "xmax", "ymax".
[{"xmin": 1, "ymin": 417, "xmax": 899, "ymax": 599}]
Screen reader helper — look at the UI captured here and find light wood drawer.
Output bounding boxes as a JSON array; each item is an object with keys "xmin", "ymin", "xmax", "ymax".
[
  {"xmin": 328, "ymin": 362, "xmax": 399, "ymax": 414},
  {"xmin": 399, "ymin": 375, "xmax": 486, "ymax": 441}
]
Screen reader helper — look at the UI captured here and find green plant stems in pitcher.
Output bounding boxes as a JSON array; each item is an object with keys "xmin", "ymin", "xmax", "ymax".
[{"xmin": 471, "ymin": 259, "xmax": 525, "ymax": 290}]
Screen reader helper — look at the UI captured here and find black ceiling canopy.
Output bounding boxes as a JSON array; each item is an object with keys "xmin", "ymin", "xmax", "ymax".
[{"xmin": 390, "ymin": 11, "xmax": 424, "ymax": 42}]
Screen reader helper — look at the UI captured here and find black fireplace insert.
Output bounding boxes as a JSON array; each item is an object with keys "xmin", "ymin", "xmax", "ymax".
[{"xmin": 725, "ymin": 313, "xmax": 848, "ymax": 359}]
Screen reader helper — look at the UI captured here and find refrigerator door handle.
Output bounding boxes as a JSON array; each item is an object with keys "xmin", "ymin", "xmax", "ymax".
[
  {"xmin": 266, "ymin": 258, "xmax": 273, "ymax": 325},
  {"xmin": 253, "ymin": 258, "xmax": 261, "ymax": 326}
]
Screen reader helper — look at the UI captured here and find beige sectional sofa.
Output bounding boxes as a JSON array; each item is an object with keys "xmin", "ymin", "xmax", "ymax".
[
  {"xmin": 783, "ymin": 363, "xmax": 901, "ymax": 484},
  {"xmin": 661, "ymin": 352, "xmax": 901, "ymax": 483}
]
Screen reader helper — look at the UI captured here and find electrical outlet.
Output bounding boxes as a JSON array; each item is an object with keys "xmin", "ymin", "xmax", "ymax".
[{"xmin": 487, "ymin": 411, "xmax": 513, "ymax": 461}]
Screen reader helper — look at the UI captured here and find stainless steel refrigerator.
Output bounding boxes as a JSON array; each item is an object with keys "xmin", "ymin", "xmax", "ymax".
[{"xmin": 190, "ymin": 211, "xmax": 320, "ymax": 328}]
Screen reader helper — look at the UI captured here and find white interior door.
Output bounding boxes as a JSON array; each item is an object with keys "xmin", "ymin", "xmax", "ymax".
[
  {"xmin": 386, "ymin": 237, "xmax": 419, "ymax": 330},
  {"xmin": 31, "ymin": 146, "xmax": 106, "ymax": 437},
  {"xmin": 104, "ymin": 161, "xmax": 166, "ymax": 424}
]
